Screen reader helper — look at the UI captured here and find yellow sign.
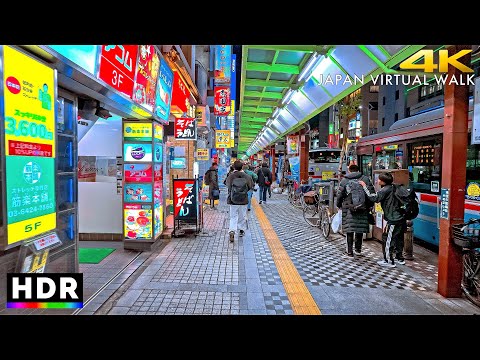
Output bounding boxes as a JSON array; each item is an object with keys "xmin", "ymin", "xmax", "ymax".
[
  {"xmin": 25, "ymin": 250, "xmax": 49, "ymax": 273},
  {"xmin": 322, "ymin": 171, "xmax": 334, "ymax": 181},
  {"xmin": 196, "ymin": 105, "xmax": 207, "ymax": 127},
  {"xmin": 467, "ymin": 182, "xmax": 480, "ymax": 197},
  {"xmin": 8, "ymin": 213, "xmax": 57, "ymax": 245},
  {"xmin": 154, "ymin": 123, "xmax": 163, "ymax": 142},
  {"xmin": 4, "ymin": 46, "xmax": 56, "ymax": 157},
  {"xmin": 124, "ymin": 122, "xmax": 153, "ymax": 141},
  {"xmin": 384, "ymin": 145, "xmax": 398, "ymax": 150},
  {"xmin": 375, "ymin": 203, "xmax": 383, "ymax": 213},
  {"xmin": 216, "ymin": 130, "xmax": 231, "ymax": 148},
  {"xmin": 197, "ymin": 148, "xmax": 209, "ymax": 161},
  {"xmin": 400, "ymin": 49, "xmax": 474, "ymax": 73},
  {"xmin": 229, "ymin": 99, "xmax": 235, "ymax": 116}
]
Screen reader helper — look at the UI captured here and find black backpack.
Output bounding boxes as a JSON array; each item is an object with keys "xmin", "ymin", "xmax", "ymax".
[
  {"xmin": 204, "ymin": 170, "xmax": 211, "ymax": 185},
  {"xmin": 230, "ymin": 176, "xmax": 249, "ymax": 205},
  {"xmin": 345, "ymin": 179, "xmax": 367, "ymax": 212},
  {"xmin": 393, "ymin": 184, "xmax": 419, "ymax": 220}
]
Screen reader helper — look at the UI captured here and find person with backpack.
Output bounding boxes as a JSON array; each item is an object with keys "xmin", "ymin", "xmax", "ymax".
[
  {"xmin": 243, "ymin": 163, "xmax": 258, "ymax": 212},
  {"xmin": 225, "ymin": 160, "xmax": 254, "ymax": 242},
  {"xmin": 204, "ymin": 162, "xmax": 219, "ymax": 209},
  {"xmin": 359, "ymin": 172, "xmax": 418, "ymax": 267},
  {"xmin": 255, "ymin": 161, "xmax": 272, "ymax": 204},
  {"xmin": 336, "ymin": 164, "xmax": 375, "ymax": 257}
]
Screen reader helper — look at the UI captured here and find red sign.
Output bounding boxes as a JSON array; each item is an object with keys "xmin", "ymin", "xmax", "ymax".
[
  {"xmin": 173, "ymin": 180, "xmax": 195, "ymax": 218},
  {"xmin": 154, "ymin": 164, "xmax": 162, "ymax": 181},
  {"xmin": 8, "ymin": 140, "xmax": 52, "ymax": 157},
  {"xmin": 5, "ymin": 76, "xmax": 21, "ymax": 94},
  {"xmin": 214, "ymin": 86, "xmax": 231, "ymax": 116},
  {"xmin": 124, "ymin": 164, "xmax": 153, "ymax": 182},
  {"xmin": 98, "ymin": 45, "xmax": 138, "ymax": 98},
  {"xmin": 171, "ymin": 71, "xmax": 191, "ymax": 116},
  {"xmin": 174, "ymin": 117, "xmax": 196, "ymax": 140},
  {"xmin": 132, "ymin": 45, "xmax": 160, "ymax": 113},
  {"xmin": 328, "ymin": 134, "xmax": 335, "ymax": 148}
]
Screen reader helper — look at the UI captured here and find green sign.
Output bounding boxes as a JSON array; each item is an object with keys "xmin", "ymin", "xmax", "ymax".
[
  {"xmin": 329, "ymin": 123, "xmax": 334, "ymax": 134},
  {"xmin": 6, "ymin": 156, "xmax": 56, "ymax": 224}
]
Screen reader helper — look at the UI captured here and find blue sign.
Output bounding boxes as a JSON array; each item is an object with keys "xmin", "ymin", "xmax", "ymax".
[
  {"xmin": 211, "ymin": 148, "xmax": 218, "ymax": 158},
  {"xmin": 48, "ymin": 45, "xmax": 99, "ymax": 75},
  {"xmin": 214, "ymin": 45, "xmax": 231, "ymax": 84},
  {"xmin": 124, "ymin": 183, "xmax": 153, "ymax": 203},
  {"xmin": 154, "ymin": 143, "xmax": 163, "ymax": 163},
  {"xmin": 230, "ymin": 54, "xmax": 236, "ymax": 104},
  {"xmin": 395, "ymin": 150, "xmax": 404, "ymax": 157},
  {"xmin": 155, "ymin": 58, "xmax": 174, "ymax": 122},
  {"xmin": 169, "ymin": 147, "xmax": 175, "ymax": 160},
  {"xmin": 289, "ymin": 156, "xmax": 300, "ymax": 184},
  {"xmin": 440, "ymin": 188, "xmax": 449, "ymax": 219},
  {"xmin": 171, "ymin": 158, "xmax": 186, "ymax": 169}
]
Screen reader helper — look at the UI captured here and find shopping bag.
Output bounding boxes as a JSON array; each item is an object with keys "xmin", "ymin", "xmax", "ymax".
[{"xmin": 331, "ymin": 211, "xmax": 342, "ymax": 233}]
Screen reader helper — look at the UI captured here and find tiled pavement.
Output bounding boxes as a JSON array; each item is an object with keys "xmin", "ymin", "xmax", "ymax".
[{"xmin": 98, "ymin": 191, "xmax": 480, "ymax": 315}]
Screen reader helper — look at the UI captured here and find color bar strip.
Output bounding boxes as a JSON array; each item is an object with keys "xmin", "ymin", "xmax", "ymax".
[
  {"xmin": 252, "ymin": 198, "xmax": 321, "ymax": 315},
  {"xmin": 7, "ymin": 302, "xmax": 83, "ymax": 309}
]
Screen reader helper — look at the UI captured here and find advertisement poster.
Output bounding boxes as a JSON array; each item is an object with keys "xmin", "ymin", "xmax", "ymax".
[
  {"xmin": 171, "ymin": 71, "xmax": 191, "ymax": 117},
  {"xmin": 466, "ymin": 181, "xmax": 480, "ymax": 201},
  {"xmin": 214, "ymin": 45, "xmax": 232, "ymax": 84},
  {"xmin": 78, "ymin": 156, "xmax": 97, "ymax": 182},
  {"xmin": 154, "ymin": 164, "xmax": 163, "ymax": 181},
  {"xmin": 124, "ymin": 183, "xmax": 153, "ymax": 203},
  {"xmin": 124, "ymin": 144, "xmax": 153, "ymax": 162},
  {"xmin": 154, "ymin": 58, "xmax": 173, "ymax": 122},
  {"xmin": 123, "ymin": 122, "xmax": 152, "ymax": 142},
  {"xmin": 173, "ymin": 179, "xmax": 197, "ymax": 220},
  {"xmin": 154, "ymin": 143, "xmax": 163, "ymax": 163},
  {"xmin": 124, "ymin": 204, "xmax": 152, "ymax": 239},
  {"xmin": 171, "ymin": 158, "xmax": 186, "ymax": 169},
  {"xmin": 214, "ymin": 86, "xmax": 231, "ymax": 116},
  {"xmin": 196, "ymin": 148, "xmax": 209, "ymax": 161},
  {"xmin": 124, "ymin": 164, "xmax": 152, "ymax": 182},
  {"xmin": 132, "ymin": 45, "xmax": 160, "ymax": 113},
  {"xmin": 289, "ymin": 156, "xmax": 300, "ymax": 183},
  {"xmin": 154, "ymin": 181, "xmax": 163, "ymax": 204},
  {"xmin": 154, "ymin": 203, "xmax": 163, "ymax": 238},
  {"xmin": 174, "ymin": 117, "xmax": 196, "ymax": 139},
  {"xmin": 216, "ymin": 130, "xmax": 231, "ymax": 148},
  {"xmin": 287, "ymin": 135, "xmax": 299, "ymax": 154},
  {"xmin": 97, "ymin": 45, "xmax": 138, "ymax": 97},
  {"xmin": 154, "ymin": 123, "xmax": 163, "ymax": 142}
]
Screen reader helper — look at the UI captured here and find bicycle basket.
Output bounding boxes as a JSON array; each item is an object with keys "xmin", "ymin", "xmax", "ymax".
[
  {"xmin": 303, "ymin": 191, "xmax": 318, "ymax": 205},
  {"xmin": 452, "ymin": 219, "xmax": 480, "ymax": 248}
]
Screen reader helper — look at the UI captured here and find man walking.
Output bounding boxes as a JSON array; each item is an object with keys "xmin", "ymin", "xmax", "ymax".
[
  {"xmin": 256, "ymin": 161, "xmax": 272, "ymax": 204},
  {"xmin": 336, "ymin": 164, "xmax": 375, "ymax": 257},
  {"xmin": 359, "ymin": 172, "xmax": 406, "ymax": 267},
  {"xmin": 243, "ymin": 163, "xmax": 258, "ymax": 212},
  {"xmin": 226, "ymin": 160, "xmax": 254, "ymax": 242},
  {"xmin": 204, "ymin": 162, "xmax": 219, "ymax": 209}
]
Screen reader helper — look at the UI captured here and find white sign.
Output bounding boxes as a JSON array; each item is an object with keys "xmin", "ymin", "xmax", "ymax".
[
  {"xmin": 472, "ymin": 76, "xmax": 480, "ymax": 144},
  {"xmin": 33, "ymin": 232, "xmax": 62, "ymax": 251},
  {"xmin": 376, "ymin": 212, "xmax": 383, "ymax": 229}
]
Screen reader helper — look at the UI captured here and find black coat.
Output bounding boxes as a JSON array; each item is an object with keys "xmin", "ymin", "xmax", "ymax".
[
  {"xmin": 256, "ymin": 165, "xmax": 272, "ymax": 186},
  {"xmin": 205, "ymin": 168, "xmax": 219, "ymax": 200},
  {"xmin": 336, "ymin": 171, "xmax": 374, "ymax": 234}
]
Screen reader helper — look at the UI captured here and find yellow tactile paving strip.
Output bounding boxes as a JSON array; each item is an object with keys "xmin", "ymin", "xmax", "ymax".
[{"xmin": 252, "ymin": 198, "xmax": 321, "ymax": 315}]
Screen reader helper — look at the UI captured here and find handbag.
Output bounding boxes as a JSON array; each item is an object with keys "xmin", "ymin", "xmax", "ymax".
[
  {"xmin": 367, "ymin": 212, "xmax": 375, "ymax": 225},
  {"xmin": 262, "ymin": 168, "xmax": 271, "ymax": 186}
]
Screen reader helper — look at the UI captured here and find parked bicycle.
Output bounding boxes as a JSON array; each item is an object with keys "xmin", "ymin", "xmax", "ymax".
[
  {"xmin": 288, "ymin": 179, "xmax": 309, "ymax": 209},
  {"xmin": 303, "ymin": 184, "xmax": 331, "ymax": 238},
  {"xmin": 453, "ymin": 218, "xmax": 480, "ymax": 307}
]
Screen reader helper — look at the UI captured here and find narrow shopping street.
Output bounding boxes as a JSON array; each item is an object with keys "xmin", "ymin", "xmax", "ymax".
[{"xmin": 75, "ymin": 193, "xmax": 480, "ymax": 315}]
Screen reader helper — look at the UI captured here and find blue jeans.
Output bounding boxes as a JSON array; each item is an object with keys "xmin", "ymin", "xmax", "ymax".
[
  {"xmin": 259, "ymin": 186, "xmax": 268, "ymax": 202},
  {"xmin": 247, "ymin": 190, "xmax": 253, "ymax": 210}
]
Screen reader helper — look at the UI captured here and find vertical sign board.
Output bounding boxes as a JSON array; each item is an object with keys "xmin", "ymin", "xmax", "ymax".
[
  {"xmin": 214, "ymin": 86, "xmax": 231, "ymax": 116},
  {"xmin": 132, "ymin": 45, "xmax": 160, "ymax": 113},
  {"xmin": 97, "ymin": 45, "xmax": 138, "ymax": 98},
  {"xmin": 170, "ymin": 72, "xmax": 191, "ymax": 118},
  {"xmin": 3, "ymin": 46, "xmax": 57, "ymax": 245},
  {"xmin": 154, "ymin": 58, "xmax": 173, "ymax": 123},
  {"xmin": 216, "ymin": 130, "xmax": 231, "ymax": 148},
  {"xmin": 173, "ymin": 179, "xmax": 197, "ymax": 220},
  {"xmin": 440, "ymin": 188, "xmax": 450, "ymax": 219},
  {"xmin": 174, "ymin": 117, "xmax": 196, "ymax": 140},
  {"xmin": 214, "ymin": 45, "xmax": 231, "ymax": 84},
  {"xmin": 472, "ymin": 76, "xmax": 480, "ymax": 145},
  {"xmin": 287, "ymin": 135, "xmax": 299, "ymax": 154},
  {"xmin": 228, "ymin": 54, "xmax": 237, "ymax": 147}
]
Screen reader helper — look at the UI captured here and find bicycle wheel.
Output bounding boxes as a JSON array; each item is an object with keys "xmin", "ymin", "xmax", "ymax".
[
  {"xmin": 320, "ymin": 206, "xmax": 331, "ymax": 238},
  {"xmin": 292, "ymin": 193, "xmax": 303, "ymax": 209},
  {"xmin": 461, "ymin": 250, "xmax": 480, "ymax": 307},
  {"xmin": 303, "ymin": 204, "xmax": 320, "ymax": 227}
]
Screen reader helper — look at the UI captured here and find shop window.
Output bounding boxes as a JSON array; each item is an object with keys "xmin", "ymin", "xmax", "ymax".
[
  {"xmin": 408, "ymin": 139, "xmax": 442, "ymax": 194},
  {"xmin": 375, "ymin": 146, "xmax": 402, "ymax": 171},
  {"xmin": 360, "ymin": 155, "xmax": 373, "ymax": 179},
  {"xmin": 370, "ymin": 85, "xmax": 379, "ymax": 93},
  {"xmin": 466, "ymin": 143, "xmax": 480, "ymax": 201},
  {"xmin": 394, "ymin": 113, "xmax": 399, "ymax": 122}
]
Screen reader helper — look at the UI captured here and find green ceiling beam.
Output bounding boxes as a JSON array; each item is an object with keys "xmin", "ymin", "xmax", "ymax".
[
  {"xmin": 241, "ymin": 113, "xmax": 270, "ymax": 119},
  {"xmin": 248, "ymin": 45, "xmax": 317, "ymax": 53},
  {"xmin": 242, "ymin": 106, "xmax": 272, "ymax": 113},
  {"xmin": 245, "ymin": 79, "xmax": 290, "ymax": 88},
  {"xmin": 241, "ymin": 124, "xmax": 264, "ymax": 128},
  {"xmin": 241, "ymin": 117, "xmax": 267, "ymax": 123},
  {"xmin": 246, "ymin": 62, "xmax": 299, "ymax": 74},
  {"xmin": 244, "ymin": 91, "xmax": 283, "ymax": 99},
  {"xmin": 243, "ymin": 99, "xmax": 278, "ymax": 107}
]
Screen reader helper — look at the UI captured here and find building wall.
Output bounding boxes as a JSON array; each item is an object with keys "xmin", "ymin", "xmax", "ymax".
[{"xmin": 360, "ymin": 82, "xmax": 379, "ymax": 136}]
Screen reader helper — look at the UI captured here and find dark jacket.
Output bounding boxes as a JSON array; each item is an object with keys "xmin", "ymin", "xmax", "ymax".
[
  {"xmin": 226, "ymin": 170, "xmax": 254, "ymax": 205},
  {"xmin": 205, "ymin": 167, "xmax": 219, "ymax": 199},
  {"xmin": 256, "ymin": 165, "xmax": 272, "ymax": 186},
  {"xmin": 336, "ymin": 171, "xmax": 374, "ymax": 234},
  {"xmin": 361, "ymin": 183, "xmax": 404, "ymax": 224}
]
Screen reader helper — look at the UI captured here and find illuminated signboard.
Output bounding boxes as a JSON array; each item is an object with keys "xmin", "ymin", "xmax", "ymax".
[
  {"xmin": 97, "ymin": 45, "xmax": 138, "ymax": 98},
  {"xmin": 3, "ymin": 46, "xmax": 57, "ymax": 245},
  {"xmin": 173, "ymin": 179, "xmax": 197, "ymax": 220},
  {"xmin": 123, "ymin": 144, "xmax": 153, "ymax": 162},
  {"xmin": 154, "ymin": 123, "xmax": 163, "ymax": 142},
  {"xmin": 287, "ymin": 135, "xmax": 299, "ymax": 154},
  {"xmin": 196, "ymin": 148, "xmax": 209, "ymax": 161},
  {"xmin": 174, "ymin": 117, "xmax": 196, "ymax": 140},
  {"xmin": 123, "ymin": 122, "xmax": 152, "ymax": 142},
  {"xmin": 48, "ymin": 45, "xmax": 99, "ymax": 75},
  {"xmin": 154, "ymin": 58, "xmax": 173, "ymax": 122},
  {"xmin": 132, "ymin": 45, "xmax": 160, "ymax": 113},
  {"xmin": 171, "ymin": 158, "xmax": 186, "ymax": 169},
  {"xmin": 154, "ymin": 143, "xmax": 163, "ymax": 163},
  {"xmin": 171, "ymin": 71, "xmax": 191, "ymax": 117},
  {"xmin": 216, "ymin": 130, "xmax": 231, "ymax": 148},
  {"xmin": 124, "ymin": 183, "xmax": 153, "ymax": 203},
  {"xmin": 214, "ymin": 86, "xmax": 231, "ymax": 116},
  {"xmin": 124, "ymin": 204, "xmax": 152, "ymax": 239},
  {"xmin": 214, "ymin": 45, "xmax": 231, "ymax": 84},
  {"xmin": 123, "ymin": 164, "xmax": 152, "ymax": 182}
]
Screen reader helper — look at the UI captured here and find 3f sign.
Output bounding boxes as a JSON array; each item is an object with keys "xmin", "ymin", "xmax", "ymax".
[{"xmin": 400, "ymin": 49, "xmax": 474, "ymax": 73}]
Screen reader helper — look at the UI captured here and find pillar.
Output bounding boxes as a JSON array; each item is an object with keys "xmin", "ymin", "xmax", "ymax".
[
  {"xmin": 438, "ymin": 45, "xmax": 471, "ymax": 297},
  {"xmin": 299, "ymin": 129, "xmax": 309, "ymax": 182},
  {"xmin": 270, "ymin": 147, "xmax": 276, "ymax": 182}
]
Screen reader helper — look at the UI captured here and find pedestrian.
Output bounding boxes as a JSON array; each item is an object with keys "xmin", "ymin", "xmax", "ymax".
[
  {"xmin": 255, "ymin": 161, "xmax": 272, "ymax": 204},
  {"xmin": 223, "ymin": 165, "xmax": 234, "ymax": 186},
  {"xmin": 359, "ymin": 172, "xmax": 406, "ymax": 267},
  {"xmin": 335, "ymin": 164, "xmax": 375, "ymax": 257},
  {"xmin": 204, "ymin": 162, "xmax": 219, "ymax": 209},
  {"xmin": 226, "ymin": 160, "xmax": 254, "ymax": 242},
  {"xmin": 243, "ymin": 163, "xmax": 258, "ymax": 212}
]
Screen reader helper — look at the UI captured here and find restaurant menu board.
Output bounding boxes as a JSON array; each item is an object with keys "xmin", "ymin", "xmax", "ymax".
[
  {"xmin": 97, "ymin": 45, "xmax": 139, "ymax": 98},
  {"xmin": 132, "ymin": 45, "xmax": 160, "ymax": 113},
  {"xmin": 124, "ymin": 164, "xmax": 153, "ymax": 182},
  {"xmin": 124, "ymin": 144, "xmax": 153, "ymax": 162},
  {"xmin": 124, "ymin": 183, "xmax": 153, "ymax": 203},
  {"xmin": 173, "ymin": 179, "xmax": 197, "ymax": 220},
  {"xmin": 154, "ymin": 59, "xmax": 173, "ymax": 122},
  {"xmin": 124, "ymin": 204, "xmax": 152, "ymax": 239}
]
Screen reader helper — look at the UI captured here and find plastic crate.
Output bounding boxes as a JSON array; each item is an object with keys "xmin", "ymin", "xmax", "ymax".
[{"xmin": 453, "ymin": 220, "xmax": 480, "ymax": 248}]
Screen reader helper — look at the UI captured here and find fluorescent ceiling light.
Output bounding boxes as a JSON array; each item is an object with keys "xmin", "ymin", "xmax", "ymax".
[
  {"xmin": 305, "ymin": 55, "xmax": 325, "ymax": 82},
  {"xmin": 272, "ymin": 107, "xmax": 280, "ymax": 119},
  {"xmin": 298, "ymin": 52, "xmax": 319, "ymax": 82},
  {"xmin": 282, "ymin": 89, "xmax": 296, "ymax": 105}
]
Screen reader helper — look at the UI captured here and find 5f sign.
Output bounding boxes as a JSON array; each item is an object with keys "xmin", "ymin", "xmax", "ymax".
[{"xmin": 400, "ymin": 49, "xmax": 474, "ymax": 73}]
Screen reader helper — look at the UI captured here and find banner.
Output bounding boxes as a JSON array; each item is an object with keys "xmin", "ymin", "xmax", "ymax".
[
  {"xmin": 214, "ymin": 45, "xmax": 231, "ymax": 84},
  {"xmin": 154, "ymin": 58, "xmax": 173, "ymax": 122},
  {"xmin": 214, "ymin": 86, "xmax": 231, "ymax": 116},
  {"xmin": 123, "ymin": 122, "xmax": 153, "ymax": 142},
  {"xmin": 174, "ymin": 117, "xmax": 196, "ymax": 140},
  {"xmin": 132, "ymin": 45, "xmax": 160, "ymax": 112},
  {"xmin": 173, "ymin": 179, "xmax": 197, "ymax": 220},
  {"xmin": 287, "ymin": 135, "xmax": 299, "ymax": 154},
  {"xmin": 197, "ymin": 148, "xmax": 209, "ymax": 161},
  {"xmin": 98, "ymin": 45, "xmax": 138, "ymax": 98},
  {"xmin": 216, "ymin": 130, "xmax": 231, "ymax": 148},
  {"xmin": 289, "ymin": 156, "xmax": 300, "ymax": 184}
]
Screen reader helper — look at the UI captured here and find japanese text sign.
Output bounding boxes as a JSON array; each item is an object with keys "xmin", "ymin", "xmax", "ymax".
[
  {"xmin": 174, "ymin": 117, "xmax": 196, "ymax": 140},
  {"xmin": 98, "ymin": 45, "xmax": 138, "ymax": 98}
]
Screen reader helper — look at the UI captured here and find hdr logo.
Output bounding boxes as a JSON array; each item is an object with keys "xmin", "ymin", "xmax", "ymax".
[{"xmin": 6, "ymin": 273, "xmax": 83, "ymax": 309}]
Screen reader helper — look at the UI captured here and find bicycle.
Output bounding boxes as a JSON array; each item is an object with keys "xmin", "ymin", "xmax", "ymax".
[
  {"xmin": 288, "ymin": 179, "xmax": 308, "ymax": 209},
  {"xmin": 453, "ymin": 218, "xmax": 480, "ymax": 307},
  {"xmin": 303, "ymin": 185, "xmax": 331, "ymax": 238}
]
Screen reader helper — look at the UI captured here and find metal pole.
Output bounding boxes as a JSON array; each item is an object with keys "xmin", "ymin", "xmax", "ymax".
[{"xmin": 367, "ymin": 107, "xmax": 370, "ymax": 136}]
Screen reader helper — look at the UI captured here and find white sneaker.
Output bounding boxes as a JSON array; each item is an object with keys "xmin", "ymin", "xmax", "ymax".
[
  {"xmin": 377, "ymin": 259, "xmax": 396, "ymax": 268},
  {"xmin": 354, "ymin": 249, "xmax": 362, "ymax": 256}
]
